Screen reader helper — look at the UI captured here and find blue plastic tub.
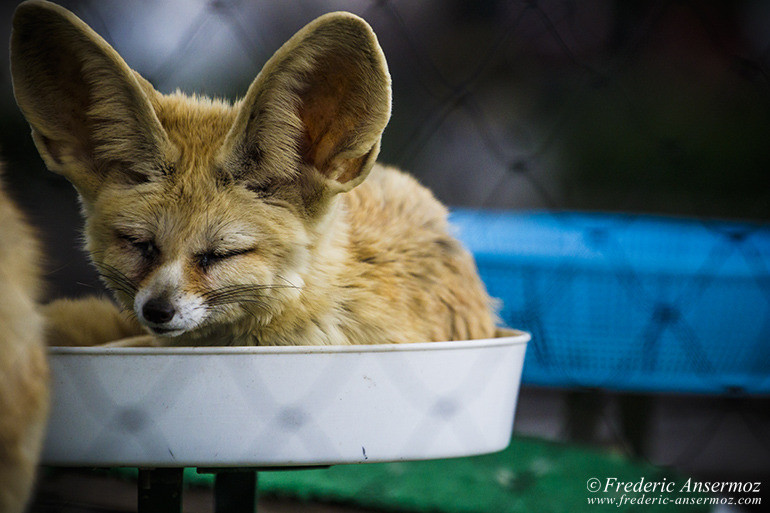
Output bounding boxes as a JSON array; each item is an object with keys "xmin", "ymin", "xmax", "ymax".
[{"xmin": 450, "ymin": 210, "xmax": 770, "ymax": 394}]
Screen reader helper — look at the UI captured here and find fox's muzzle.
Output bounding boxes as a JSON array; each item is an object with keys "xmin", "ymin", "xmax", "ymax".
[
  {"xmin": 134, "ymin": 272, "xmax": 207, "ymax": 337},
  {"xmin": 141, "ymin": 296, "xmax": 176, "ymax": 325}
]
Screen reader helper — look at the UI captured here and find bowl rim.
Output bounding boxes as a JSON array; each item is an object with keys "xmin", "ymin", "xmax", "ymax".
[{"xmin": 47, "ymin": 329, "xmax": 530, "ymax": 356}]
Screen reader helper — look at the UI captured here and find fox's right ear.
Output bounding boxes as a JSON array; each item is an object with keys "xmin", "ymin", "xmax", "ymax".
[
  {"xmin": 220, "ymin": 11, "xmax": 391, "ymax": 199},
  {"xmin": 10, "ymin": 0, "xmax": 175, "ymax": 203}
]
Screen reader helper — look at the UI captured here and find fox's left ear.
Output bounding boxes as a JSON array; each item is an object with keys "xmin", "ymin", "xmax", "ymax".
[
  {"xmin": 221, "ymin": 12, "xmax": 391, "ymax": 194},
  {"xmin": 11, "ymin": 0, "xmax": 175, "ymax": 203}
]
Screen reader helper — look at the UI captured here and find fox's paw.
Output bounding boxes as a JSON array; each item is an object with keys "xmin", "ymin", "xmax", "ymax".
[{"xmin": 44, "ymin": 296, "xmax": 145, "ymax": 347}]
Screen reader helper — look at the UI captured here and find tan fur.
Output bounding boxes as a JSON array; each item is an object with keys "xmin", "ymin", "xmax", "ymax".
[
  {"xmin": 43, "ymin": 296, "xmax": 144, "ymax": 346},
  {"xmin": 0, "ymin": 167, "xmax": 49, "ymax": 512},
  {"xmin": 12, "ymin": 0, "xmax": 497, "ymax": 347}
]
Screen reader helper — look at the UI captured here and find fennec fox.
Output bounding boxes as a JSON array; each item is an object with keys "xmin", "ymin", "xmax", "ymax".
[
  {"xmin": 12, "ymin": 0, "xmax": 497, "ymax": 347},
  {"xmin": 0, "ymin": 166, "xmax": 49, "ymax": 513}
]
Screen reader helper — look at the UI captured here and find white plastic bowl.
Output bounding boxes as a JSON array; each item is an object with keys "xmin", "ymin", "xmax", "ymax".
[{"xmin": 42, "ymin": 330, "xmax": 529, "ymax": 468}]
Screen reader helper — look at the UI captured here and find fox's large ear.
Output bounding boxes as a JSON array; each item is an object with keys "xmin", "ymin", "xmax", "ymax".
[
  {"xmin": 221, "ymin": 12, "xmax": 391, "ymax": 195},
  {"xmin": 11, "ymin": 0, "xmax": 175, "ymax": 202}
]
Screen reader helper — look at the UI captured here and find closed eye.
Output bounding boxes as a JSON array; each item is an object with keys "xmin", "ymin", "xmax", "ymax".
[
  {"xmin": 117, "ymin": 233, "xmax": 158, "ymax": 260},
  {"xmin": 197, "ymin": 247, "xmax": 255, "ymax": 270}
]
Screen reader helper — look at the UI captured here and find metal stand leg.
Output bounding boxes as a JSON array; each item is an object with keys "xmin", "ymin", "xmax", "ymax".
[
  {"xmin": 565, "ymin": 389, "xmax": 604, "ymax": 444},
  {"xmin": 619, "ymin": 393, "xmax": 652, "ymax": 457},
  {"xmin": 138, "ymin": 468, "xmax": 183, "ymax": 513},
  {"xmin": 214, "ymin": 470, "xmax": 258, "ymax": 513}
]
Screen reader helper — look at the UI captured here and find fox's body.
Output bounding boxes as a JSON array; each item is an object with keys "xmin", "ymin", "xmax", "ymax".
[
  {"xmin": 0, "ymin": 170, "xmax": 49, "ymax": 513},
  {"xmin": 12, "ymin": 0, "xmax": 497, "ymax": 347}
]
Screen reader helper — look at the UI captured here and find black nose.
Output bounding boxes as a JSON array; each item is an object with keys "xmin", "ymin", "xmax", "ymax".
[{"xmin": 142, "ymin": 297, "xmax": 176, "ymax": 324}]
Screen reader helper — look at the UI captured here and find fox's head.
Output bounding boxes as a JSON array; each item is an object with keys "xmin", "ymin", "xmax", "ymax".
[{"xmin": 11, "ymin": 0, "xmax": 391, "ymax": 340}]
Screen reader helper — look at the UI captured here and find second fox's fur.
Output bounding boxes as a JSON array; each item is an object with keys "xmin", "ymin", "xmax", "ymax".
[
  {"xmin": 12, "ymin": 1, "xmax": 497, "ymax": 346},
  {"xmin": 0, "ymin": 167, "xmax": 49, "ymax": 513}
]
